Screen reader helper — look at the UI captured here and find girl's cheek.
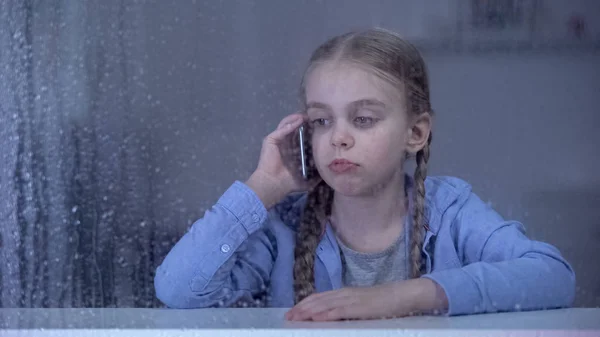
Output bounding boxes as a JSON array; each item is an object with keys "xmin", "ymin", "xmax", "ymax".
[{"xmin": 311, "ymin": 137, "xmax": 324, "ymax": 159}]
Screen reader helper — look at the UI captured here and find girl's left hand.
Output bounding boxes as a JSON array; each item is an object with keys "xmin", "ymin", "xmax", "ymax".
[{"xmin": 284, "ymin": 281, "xmax": 421, "ymax": 322}]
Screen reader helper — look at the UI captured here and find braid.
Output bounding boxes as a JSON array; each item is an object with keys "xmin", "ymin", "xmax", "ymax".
[
  {"xmin": 410, "ymin": 133, "xmax": 431, "ymax": 278},
  {"xmin": 293, "ymin": 180, "xmax": 333, "ymax": 304}
]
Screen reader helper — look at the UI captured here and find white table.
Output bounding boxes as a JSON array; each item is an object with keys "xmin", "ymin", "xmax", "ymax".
[{"xmin": 1, "ymin": 308, "xmax": 599, "ymax": 336}]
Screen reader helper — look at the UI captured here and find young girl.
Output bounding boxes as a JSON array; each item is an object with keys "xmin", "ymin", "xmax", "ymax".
[{"xmin": 154, "ymin": 28, "xmax": 576, "ymax": 321}]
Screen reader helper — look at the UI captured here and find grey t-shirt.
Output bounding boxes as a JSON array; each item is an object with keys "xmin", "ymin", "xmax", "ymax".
[{"xmin": 336, "ymin": 219, "xmax": 409, "ymax": 287}]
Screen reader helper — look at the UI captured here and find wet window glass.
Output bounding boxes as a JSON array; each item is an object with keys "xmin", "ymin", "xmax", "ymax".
[{"xmin": 0, "ymin": 0, "xmax": 598, "ymax": 327}]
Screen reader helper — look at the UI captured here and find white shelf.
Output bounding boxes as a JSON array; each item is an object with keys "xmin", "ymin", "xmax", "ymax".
[{"xmin": 0, "ymin": 308, "xmax": 599, "ymax": 336}]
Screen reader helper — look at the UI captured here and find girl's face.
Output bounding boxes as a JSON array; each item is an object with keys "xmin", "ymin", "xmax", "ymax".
[{"xmin": 304, "ymin": 61, "xmax": 415, "ymax": 196}]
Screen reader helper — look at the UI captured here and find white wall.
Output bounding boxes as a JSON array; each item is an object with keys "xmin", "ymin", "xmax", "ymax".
[{"xmin": 426, "ymin": 52, "xmax": 600, "ymax": 307}]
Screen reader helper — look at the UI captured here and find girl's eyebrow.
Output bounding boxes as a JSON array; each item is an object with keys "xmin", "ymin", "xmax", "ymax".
[
  {"xmin": 306, "ymin": 98, "xmax": 387, "ymax": 112},
  {"xmin": 351, "ymin": 98, "xmax": 387, "ymax": 109},
  {"xmin": 305, "ymin": 101, "xmax": 330, "ymax": 110}
]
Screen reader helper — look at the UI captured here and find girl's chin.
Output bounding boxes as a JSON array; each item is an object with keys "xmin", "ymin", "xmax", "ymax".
[{"xmin": 324, "ymin": 175, "xmax": 370, "ymax": 197}]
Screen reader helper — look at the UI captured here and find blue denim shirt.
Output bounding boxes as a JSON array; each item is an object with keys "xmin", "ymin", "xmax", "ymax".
[{"xmin": 154, "ymin": 175, "xmax": 576, "ymax": 316}]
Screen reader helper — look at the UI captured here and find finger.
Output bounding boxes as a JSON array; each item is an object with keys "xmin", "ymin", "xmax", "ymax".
[
  {"xmin": 276, "ymin": 112, "xmax": 305, "ymax": 130},
  {"xmin": 292, "ymin": 290, "xmax": 336, "ymax": 312},
  {"xmin": 286, "ymin": 287, "xmax": 352, "ymax": 320},
  {"xmin": 311, "ymin": 292, "xmax": 358, "ymax": 319},
  {"xmin": 266, "ymin": 116, "xmax": 305, "ymax": 145},
  {"xmin": 311, "ymin": 307, "xmax": 349, "ymax": 322},
  {"xmin": 289, "ymin": 290, "xmax": 349, "ymax": 321},
  {"xmin": 286, "ymin": 293, "xmax": 326, "ymax": 321},
  {"xmin": 294, "ymin": 297, "xmax": 349, "ymax": 321}
]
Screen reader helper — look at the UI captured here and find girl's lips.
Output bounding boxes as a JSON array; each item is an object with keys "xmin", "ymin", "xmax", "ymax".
[{"xmin": 328, "ymin": 159, "xmax": 358, "ymax": 173}]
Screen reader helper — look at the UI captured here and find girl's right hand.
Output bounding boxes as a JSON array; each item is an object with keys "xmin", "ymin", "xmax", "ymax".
[{"xmin": 246, "ymin": 113, "xmax": 321, "ymax": 208}]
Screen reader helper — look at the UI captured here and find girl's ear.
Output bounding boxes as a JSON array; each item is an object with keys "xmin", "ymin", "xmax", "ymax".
[{"xmin": 406, "ymin": 113, "xmax": 432, "ymax": 154}]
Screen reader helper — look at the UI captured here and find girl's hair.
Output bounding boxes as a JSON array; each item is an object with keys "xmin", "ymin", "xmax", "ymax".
[{"xmin": 293, "ymin": 28, "xmax": 433, "ymax": 304}]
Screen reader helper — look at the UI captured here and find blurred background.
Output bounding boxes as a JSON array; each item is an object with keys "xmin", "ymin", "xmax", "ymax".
[{"xmin": 1, "ymin": 0, "xmax": 598, "ymax": 309}]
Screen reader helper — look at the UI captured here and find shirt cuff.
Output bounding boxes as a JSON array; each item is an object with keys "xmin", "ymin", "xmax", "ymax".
[
  {"xmin": 422, "ymin": 268, "xmax": 483, "ymax": 316},
  {"xmin": 216, "ymin": 180, "xmax": 268, "ymax": 235}
]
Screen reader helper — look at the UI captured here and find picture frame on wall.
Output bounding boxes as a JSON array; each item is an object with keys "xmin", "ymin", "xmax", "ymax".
[
  {"xmin": 458, "ymin": 0, "xmax": 540, "ymax": 48},
  {"xmin": 452, "ymin": 0, "xmax": 597, "ymax": 52}
]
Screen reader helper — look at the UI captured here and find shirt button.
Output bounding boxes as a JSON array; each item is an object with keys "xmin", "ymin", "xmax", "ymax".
[
  {"xmin": 251, "ymin": 213, "xmax": 260, "ymax": 223},
  {"xmin": 220, "ymin": 244, "xmax": 231, "ymax": 253}
]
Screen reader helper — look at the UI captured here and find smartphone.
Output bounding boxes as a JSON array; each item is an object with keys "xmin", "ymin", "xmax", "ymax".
[
  {"xmin": 297, "ymin": 123, "xmax": 318, "ymax": 181},
  {"xmin": 298, "ymin": 124, "xmax": 318, "ymax": 180},
  {"xmin": 298, "ymin": 125, "xmax": 308, "ymax": 179}
]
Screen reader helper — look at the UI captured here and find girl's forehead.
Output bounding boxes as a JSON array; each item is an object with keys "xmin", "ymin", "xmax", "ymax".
[{"xmin": 304, "ymin": 62, "xmax": 403, "ymax": 109}]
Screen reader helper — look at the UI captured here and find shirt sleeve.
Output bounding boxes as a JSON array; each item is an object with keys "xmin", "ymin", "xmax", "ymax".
[
  {"xmin": 154, "ymin": 181, "xmax": 276, "ymax": 308},
  {"xmin": 422, "ymin": 192, "xmax": 576, "ymax": 316}
]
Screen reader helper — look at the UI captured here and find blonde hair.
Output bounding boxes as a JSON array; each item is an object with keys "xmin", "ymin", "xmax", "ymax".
[{"xmin": 293, "ymin": 28, "xmax": 433, "ymax": 304}]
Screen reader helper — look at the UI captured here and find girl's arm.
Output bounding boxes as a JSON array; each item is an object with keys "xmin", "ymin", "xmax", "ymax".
[
  {"xmin": 154, "ymin": 180, "xmax": 276, "ymax": 309},
  {"xmin": 422, "ymin": 192, "xmax": 576, "ymax": 316}
]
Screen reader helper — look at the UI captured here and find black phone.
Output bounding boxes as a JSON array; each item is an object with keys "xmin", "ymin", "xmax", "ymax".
[
  {"xmin": 297, "ymin": 124, "xmax": 317, "ymax": 180},
  {"xmin": 298, "ymin": 125, "xmax": 308, "ymax": 179}
]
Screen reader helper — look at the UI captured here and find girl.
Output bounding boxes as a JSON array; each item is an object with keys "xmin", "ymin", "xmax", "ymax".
[{"xmin": 154, "ymin": 28, "xmax": 576, "ymax": 321}]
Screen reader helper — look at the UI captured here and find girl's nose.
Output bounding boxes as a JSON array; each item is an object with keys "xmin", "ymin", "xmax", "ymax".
[{"xmin": 330, "ymin": 125, "xmax": 354, "ymax": 149}]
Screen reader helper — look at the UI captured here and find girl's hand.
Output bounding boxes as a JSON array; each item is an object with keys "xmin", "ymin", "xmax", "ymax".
[
  {"xmin": 284, "ymin": 279, "xmax": 448, "ymax": 321},
  {"xmin": 247, "ymin": 113, "xmax": 321, "ymax": 208}
]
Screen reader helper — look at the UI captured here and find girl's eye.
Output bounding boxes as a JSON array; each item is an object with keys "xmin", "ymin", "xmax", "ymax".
[
  {"xmin": 354, "ymin": 116, "xmax": 376, "ymax": 127},
  {"xmin": 311, "ymin": 118, "xmax": 329, "ymax": 126}
]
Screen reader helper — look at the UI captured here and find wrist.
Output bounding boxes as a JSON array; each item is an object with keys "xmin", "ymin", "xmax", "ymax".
[
  {"xmin": 412, "ymin": 278, "xmax": 449, "ymax": 315},
  {"xmin": 245, "ymin": 171, "xmax": 288, "ymax": 209}
]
